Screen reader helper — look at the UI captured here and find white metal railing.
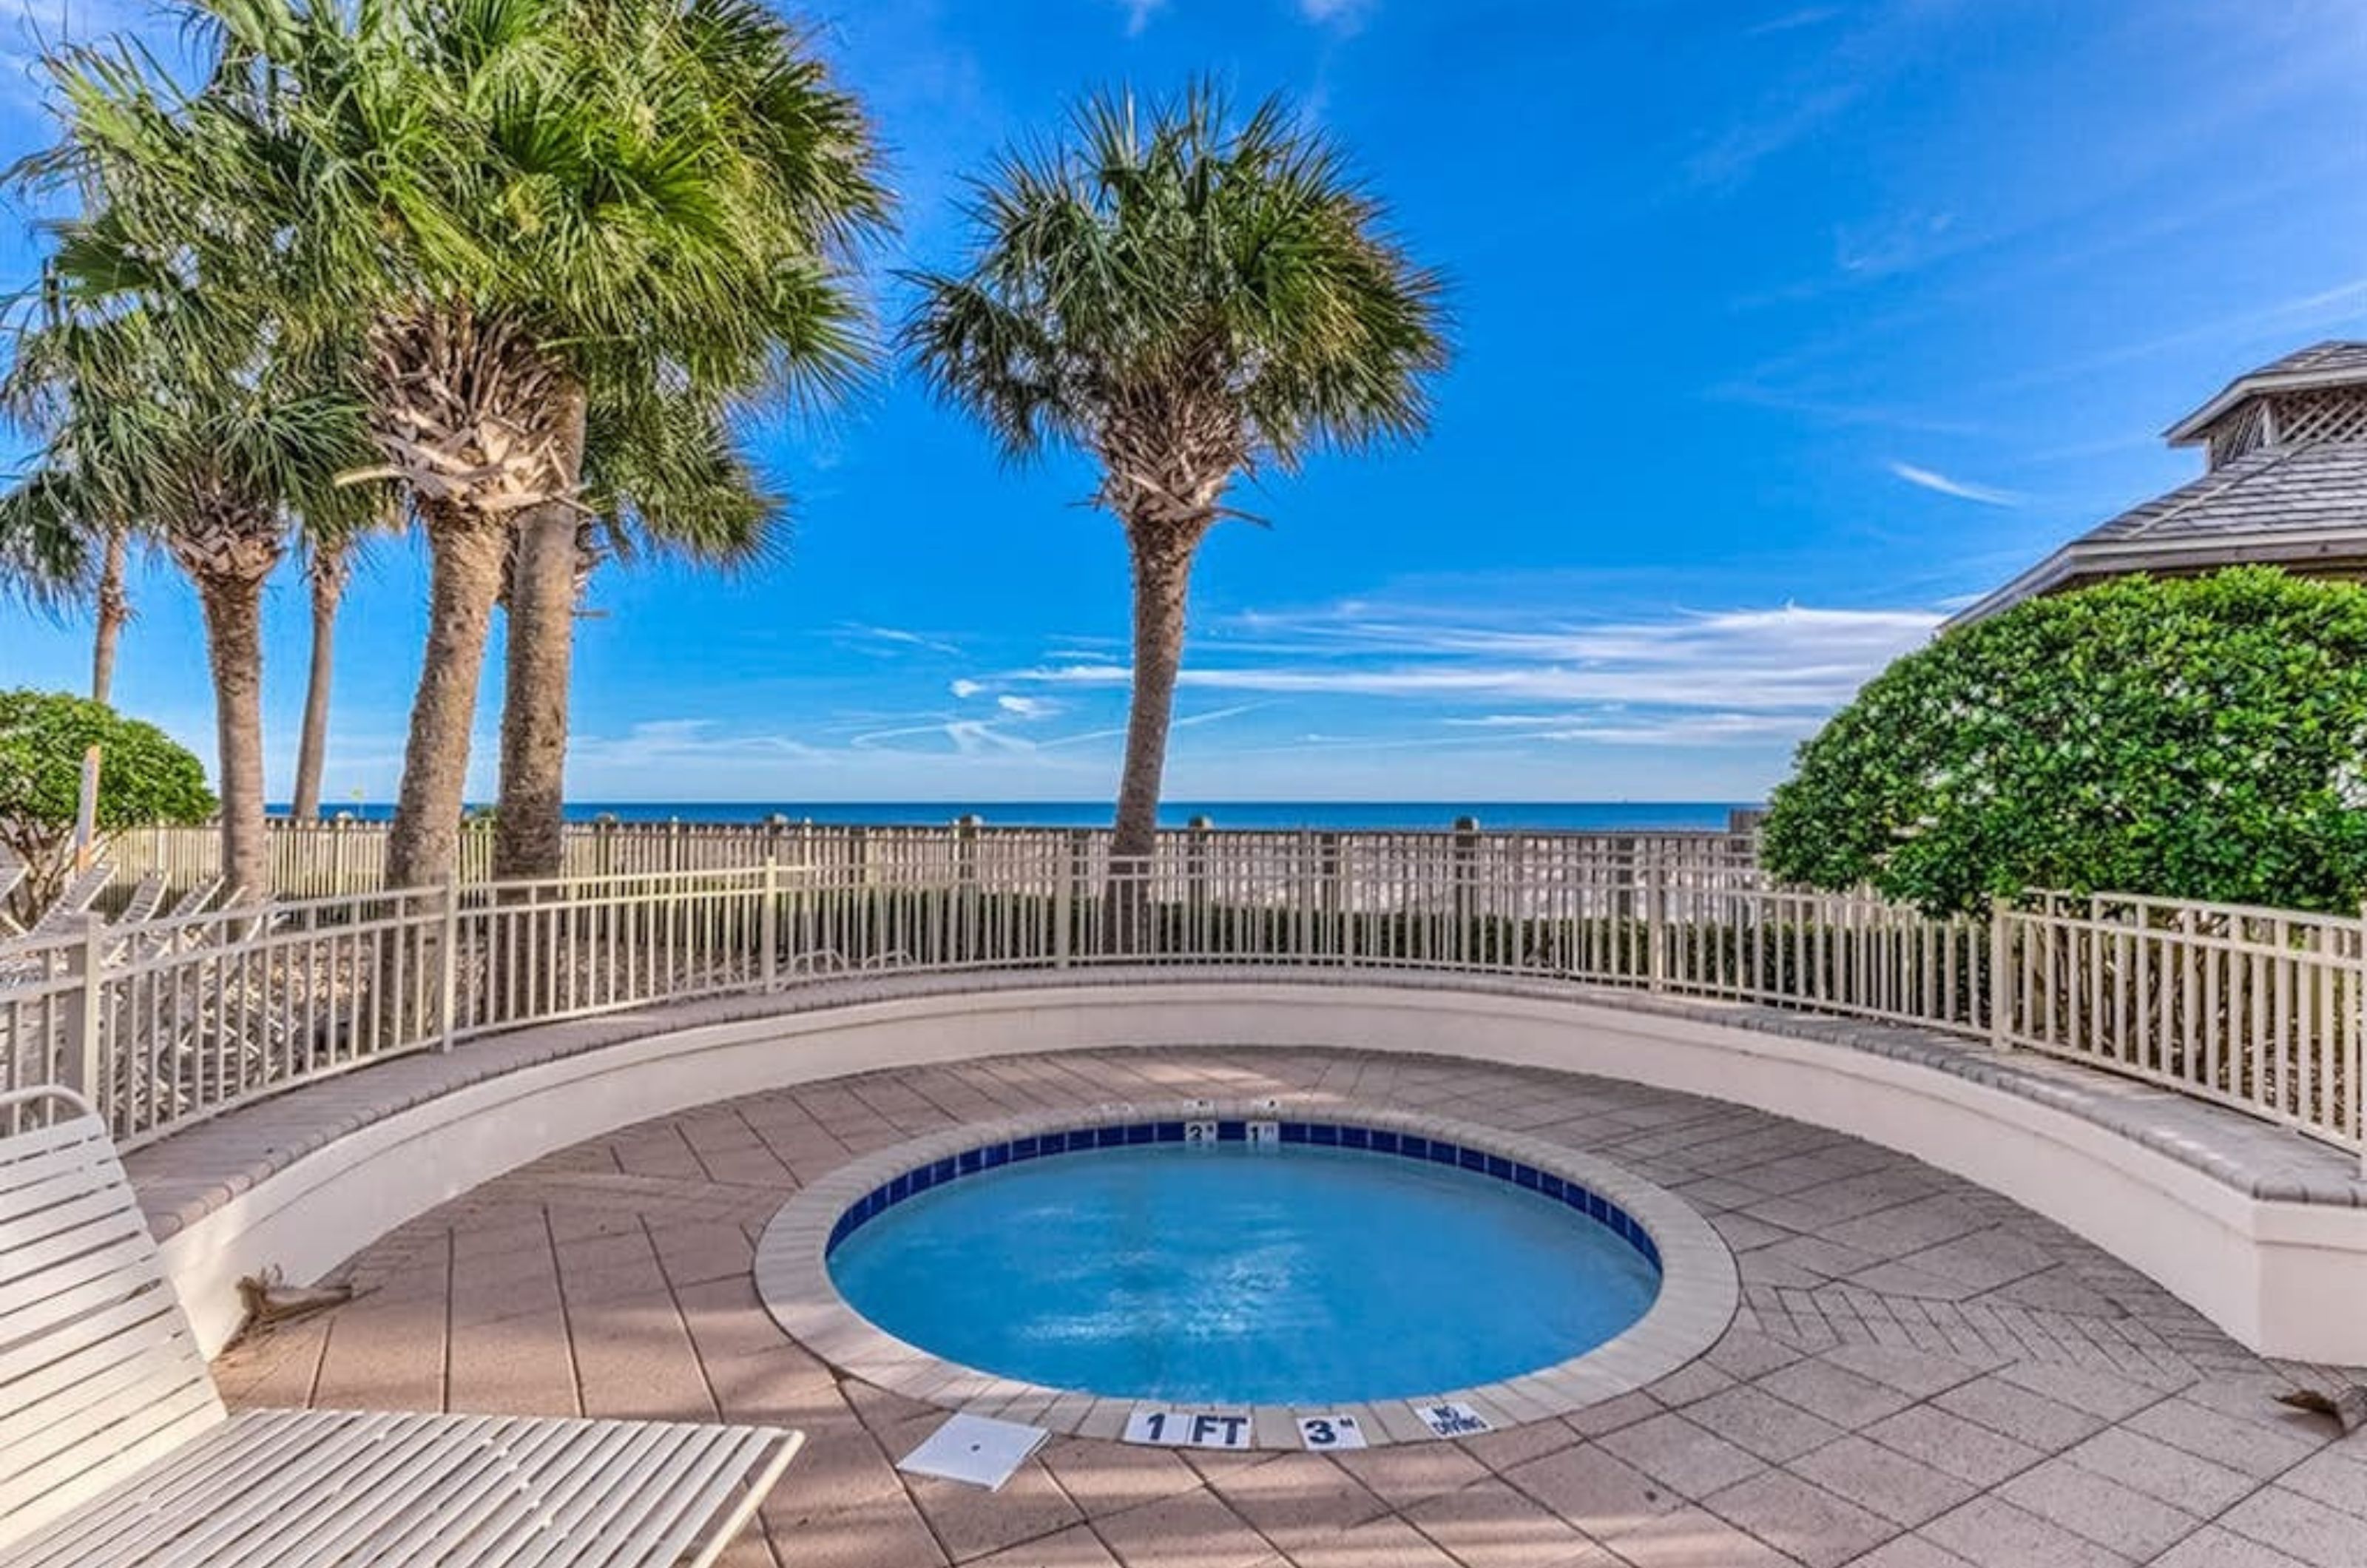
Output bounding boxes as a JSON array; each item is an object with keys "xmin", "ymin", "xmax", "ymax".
[
  {"xmin": 1994, "ymin": 891, "xmax": 2365, "ymax": 1154},
  {"xmin": 2, "ymin": 838, "xmax": 2360, "ymax": 1166},
  {"xmin": 99, "ymin": 818, "xmax": 1764, "ymax": 905}
]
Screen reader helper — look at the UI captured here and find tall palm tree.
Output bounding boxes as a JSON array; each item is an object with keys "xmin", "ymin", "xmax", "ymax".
[
  {"xmin": 1, "ymin": 274, "xmax": 382, "ymax": 902},
  {"xmin": 135, "ymin": 0, "xmax": 885, "ymax": 888},
  {"xmin": 903, "ymin": 85, "xmax": 1449, "ymax": 878}
]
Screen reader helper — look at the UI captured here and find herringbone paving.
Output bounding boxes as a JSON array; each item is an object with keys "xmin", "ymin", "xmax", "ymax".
[{"xmin": 211, "ymin": 1048, "xmax": 2366, "ymax": 1567}]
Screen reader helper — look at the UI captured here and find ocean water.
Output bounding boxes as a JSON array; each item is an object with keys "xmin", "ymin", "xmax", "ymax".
[
  {"xmin": 826, "ymin": 1142, "xmax": 1658, "ymax": 1405},
  {"xmin": 293, "ymin": 800, "xmax": 1753, "ymax": 831}
]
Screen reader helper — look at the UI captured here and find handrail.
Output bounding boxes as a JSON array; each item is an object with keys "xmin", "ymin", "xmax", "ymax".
[{"xmin": 0, "ymin": 846, "xmax": 2357, "ymax": 1170}]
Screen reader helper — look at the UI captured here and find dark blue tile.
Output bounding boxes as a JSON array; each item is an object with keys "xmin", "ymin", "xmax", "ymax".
[
  {"xmin": 1280, "ymin": 1122, "xmax": 1310, "ymax": 1144},
  {"xmin": 982, "ymin": 1143, "xmax": 1009, "ymax": 1168},
  {"xmin": 1514, "ymin": 1163, "xmax": 1540, "ymax": 1189},
  {"xmin": 1217, "ymin": 1121, "xmax": 1246, "ymax": 1142},
  {"xmin": 1368, "ymin": 1129, "xmax": 1399, "ymax": 1155},
  {"xmin": 1155, "ymin": 1121, "xmax": 1184, "ymax": 1143},
  {"xmin": 1587, "ymin": 1191, "xmax": 1609, "ymax": 1223},
  {"xmin": 959, "ymin": 1149, "xmax": 984, "ymax": 1174},
  {"xmin": 1396, "ymin": 1134, "xmax": 1422, "ymax": 1159},
  {"xmin": 889, "ymin": 1173, "xmax": 911, "ymax": 1202},
  {"xmin": 1096, "ymin": 1126, "xmax": 1125, "ymax": 1149},
  {"xmin": 1124, "ymin": 1123, "xmax": 1154, "ymax": 1145},
  {"xmin": 1458, "ymin": 1146, "xmax": 1486, "ymax": 1172},
  {"xmin": 1485, "ymin": 1155, "xmax": 1513, "ymax": 1180},
  {"xmin": 1428, "ymin": 1141, "xmax": 1458, "ymax": 1166},
  {"xmin": 1341, "ymin": 1126, "xmax": 1371, "ymax": 1149},
  {"xmin": 932, "ymin": 1157, "xmax": 957, "ymax": 1183},
  {"xmin": 1309, "ymin": 1123, "xmax": 1340, "ymax": 1146},
  {"xmin": 1541, "ymin": 1172, "xmax": 1567, "ymax": 1200},
  {"xmin": 1012, "ymin": 1138, "xmax": 1039, "ymax": 1161}
]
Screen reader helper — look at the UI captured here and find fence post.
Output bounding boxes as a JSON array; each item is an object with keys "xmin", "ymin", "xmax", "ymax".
[
  {"xmin": 60, "ymin": 914, "xmax": 106, "ymax": 1109},
  {"xmin": 1990, "ymin": 895, "xmax": 2012, "ymax": 1051},
  {"xmin": 760, "ymin": 857, "xmax": 780, "ymax": 993},
  {"xmin": 1647, "ymin": 879, "xmax": 1667, "ymax": 993},
  {"xmin": 1053, "ymin": 832, "xmax": 1077, "ymax": 969},
  {"xmin": 438, "ymin": 876, "xmax": 461, "ymax": 1052}
]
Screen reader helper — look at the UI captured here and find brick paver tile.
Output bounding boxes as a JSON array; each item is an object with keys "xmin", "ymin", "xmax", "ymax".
[
  {"xmin": 970, "ymin": 1524, "xmax": 1124, "ymax": 1567},
  {"xmin": 2277, "ymin": 1444, "xmax": 2367, "ymax": 1521},
  {"xmin": 1684, "ymin": 1385, "xmax": 1845, "ymax": 1463},
  {"xmin": 1848, "ymin": 1537, "xmax": 1980, "ymax": 1568},
  {"xmin": 1755, "ymin": 1359, "xmax": 1915, "ymax": 1428},
  {"xmin": 2149, "ymin": 1524, "xmax": 2316, "ymax": 1568},
  {"xmin": 906, "ymin": 1462, "xmax": 1087, "ymax": 1564},
  {"xmin": 1785, "ymin": 1435, "xmax": 1973, "ymax": 1528},
  {"xmin": 1917, "ymin": 1496, "xmax": 2135, "ymax": 1568},
  {"xmin": 1333, "ymin": 1444, "xmax": 1492, "ymax": 1508},
  {"xmin": 1093, "ymin": 1487, "xmax": 1279, "ymax": 1568},
  {"xmin": 1862, "ymin": 1405, "xmax": 2044, "ymax": 1489},
  {"xmin": 1598, "ymin": 1413, "xmax": 1766, "ymax": 1498},
  {"xmin": 1995, "ymin": 1456, "xmax": 2198, "ymax": 1561},
  {"xmin": 1703, "ymin": 1467, "xmax": 1894, "ymax": 1568},
  {"xmin": 1402, "ymin": 1477, "xmax": 1609, "ymax": 1568},
  {"xmin": 2058, "ymin": 1426, "xmax": 2255, "ymax": 1517},
  {"xmin": 1209, "ymin": 1453, "xmax": 1391, "ymax": 1555},
  {"xmin": 2218, "ymin": 1487, "xmax": 2367, "ymax": 1568},
  {"xmin": 1817, "ymin": 1343, "xmax": 1989, "ymax": 1399},
  {"xmin": 2121, "ymin": 1399, "xmax": 2326, "ymax": 1481},
  {"xmin": 1502, "ymin": 1444, "xmax": 1683, "ymax": 1538},
  {"xmin": 1991, "ymin": 1362, "xmax": 2166, "ymax": 1423},
  {"xmin": 1931, "ymin": 1375, "xmax": 2106, "ymax": 1453},
  {"xmin": 1593, "ymin": 1504, "xmax": 1799, "ymax": 1567},
  {"xmin": 766, "ymin": 1492, "xmax": 950, "ymax": 1568},
  {"xmin": 1283, "ymin": 1516, "xmax": 1462, "ymax": 1568}
]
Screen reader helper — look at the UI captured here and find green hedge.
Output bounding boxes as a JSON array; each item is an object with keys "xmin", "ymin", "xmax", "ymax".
[{"xmin": 1763, "ymin": 568, "xmax": 2367, "ymax": 916}]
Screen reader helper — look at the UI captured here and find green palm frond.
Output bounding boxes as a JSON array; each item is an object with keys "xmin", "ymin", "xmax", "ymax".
[{"xmin": 901, "ymin": 81, "xmax": 1449, "ymax": 490}]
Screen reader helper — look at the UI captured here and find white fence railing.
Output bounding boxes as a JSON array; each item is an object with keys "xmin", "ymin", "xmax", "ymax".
[
  {"xmin": 98, "ymin": 819, "xmax": 1765, "ymax": 905},
  {"xmin": 2, "ymin": 839, "xmax": 2359, "ymax": 1166}
]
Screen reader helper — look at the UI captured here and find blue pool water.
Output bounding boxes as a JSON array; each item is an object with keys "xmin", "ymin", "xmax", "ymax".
[{"xmin": 827, "ymin": 1143, "xmax": 1660, "ymax": 1405}]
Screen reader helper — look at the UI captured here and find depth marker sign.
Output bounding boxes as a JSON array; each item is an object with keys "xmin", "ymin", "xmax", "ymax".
[
  {"xmin": 1296, "ymin": 1413, "xmax": 1368, "ymax": 1451},
  {"xmin": 1124, "ymin": 1408, "xmax": 1255, "ymax": 1449}
]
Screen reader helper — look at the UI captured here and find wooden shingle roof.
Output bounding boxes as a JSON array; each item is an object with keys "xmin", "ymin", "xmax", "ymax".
[{"xmin": 1950, "ymin": 342, "xmax": 2367, "ymax": 626}]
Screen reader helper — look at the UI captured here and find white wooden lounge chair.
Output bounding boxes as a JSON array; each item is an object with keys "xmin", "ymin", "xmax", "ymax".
[{"xmin": 0, "ymin": 1087, "xmax": 802, "ymax": 1566}]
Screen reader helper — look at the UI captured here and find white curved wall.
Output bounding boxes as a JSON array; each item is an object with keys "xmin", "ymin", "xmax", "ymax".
[{"xmin": 158, "ymin": 981, "xmax": 2367, "ymax": 1364}]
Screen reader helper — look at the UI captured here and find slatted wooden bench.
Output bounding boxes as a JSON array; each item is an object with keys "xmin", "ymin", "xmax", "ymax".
[{"xmin": 0, "ymin": 1087, "xmax": 802, "ymax": 1566}]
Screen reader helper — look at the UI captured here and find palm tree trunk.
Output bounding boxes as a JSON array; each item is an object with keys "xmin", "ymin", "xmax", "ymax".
[
  {"xmin": 90, "ymin": 532, "xmax": 128, "ymax": 706},
  {"xmin": 492, "ymin": 382, "xmax": 589, "ymax": 883},
  {"xmin": 193, "ymin": 570, "xmax": 271, "ymax": 903},
  {"xmin": 385, "ymin": 509, "xmax": 508, "ymax": 891},
  {"xmin": 1108, "ymin": 522, "xmax": 1202, "ymax": 945},
  {"xmin": 291, "ymin": 544, "xmax": 349, "ymax": 821}
]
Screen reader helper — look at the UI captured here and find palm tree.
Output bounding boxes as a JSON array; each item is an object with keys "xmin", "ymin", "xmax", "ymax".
[
  {"xmin": 1, "ymin": 277, "xmax": 382, "ymax": 902},
  {"xmin": 903, "ymin": 85, "xmax": 1449, "ymax": 882},
  {"xmin": 135, "ymin": 0, "xmax": 885, "ymax": 888}
]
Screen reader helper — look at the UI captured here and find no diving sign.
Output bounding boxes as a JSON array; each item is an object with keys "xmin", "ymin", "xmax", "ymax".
[{"xmin": 1410, "ymin": 1399, "xmax": 1493, "ymax": 1438}]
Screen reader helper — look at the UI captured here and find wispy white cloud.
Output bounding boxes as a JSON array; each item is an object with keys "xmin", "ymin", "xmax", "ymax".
[
  {"xmin": 996, "ymin": 694, "xmax": 1061, "ymax": 719},
  {"xmin": 1886, "ymin": 462, "xmax": 2025, "ymax": 507},
  {"xmin": 949, "ymin": 678, "xmax": 985, "ymax": 699},
  {"xmin": 837, "ymin": 623, "xmax": 964, "ymax": 658},
  {"xmin": 1743, "ymin": 7, "xmax": 1843, "ymax": 37},
  {"xmin": 1115, "ymin": 0, "xmax": 1163, "ymax": 36},
  {"xmin": 1299, "ymin": 0, "xmax": 1371, "ymax": 27},
  {"xmin": 1010, "ymin": 601, "xmax": 1939, "ymax": 720}
]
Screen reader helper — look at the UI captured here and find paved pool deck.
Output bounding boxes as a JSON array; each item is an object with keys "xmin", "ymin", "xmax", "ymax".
[{"xmin": 209, "ymin": 1046, "xmax": 2367, "ymax": 1568}]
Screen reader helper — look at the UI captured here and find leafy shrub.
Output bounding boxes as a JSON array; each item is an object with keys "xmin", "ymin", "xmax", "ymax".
[
  {"xmin": 1763, "ymin": 568, "xmax": 2367, "ymax": 916},
  {"xmin": 0, "ymin": 689, "xmax": 214, "ymax": 923}
]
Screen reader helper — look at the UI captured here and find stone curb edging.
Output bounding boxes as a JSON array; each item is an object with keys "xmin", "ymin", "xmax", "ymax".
[{"xmin": 753, "ymin": 1100, "xmax": 1739, "ymax": 1453}]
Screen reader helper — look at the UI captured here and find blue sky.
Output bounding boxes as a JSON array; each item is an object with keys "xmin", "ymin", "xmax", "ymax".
[{"xmin": 4, "ymin": 0, "xmax": 2366, "ymax": 805}]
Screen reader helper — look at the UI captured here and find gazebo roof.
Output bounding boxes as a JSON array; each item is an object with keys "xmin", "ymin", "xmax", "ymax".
[
  {"xmin": 1948, "ymin": 341, "xmax": 2367, "ymax": 627},
  {"xmin": 2164, "ymin": 341, "xmax": 2367, "ymax": 444}
]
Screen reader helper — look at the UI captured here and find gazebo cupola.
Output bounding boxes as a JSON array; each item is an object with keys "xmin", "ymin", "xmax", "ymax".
[
  {"xmin": 1949, "ymin": 341, "xmax": 2367, "ymax": 626},
  {"xmin": 2164, "ymin": 341, "xmax": 2367, "ymax": 469}
]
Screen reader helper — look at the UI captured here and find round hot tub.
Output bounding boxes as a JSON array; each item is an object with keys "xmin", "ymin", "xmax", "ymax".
[{"xmin": 757, "ymin": 1104, "xmax": 1735, "ymax": 1447}]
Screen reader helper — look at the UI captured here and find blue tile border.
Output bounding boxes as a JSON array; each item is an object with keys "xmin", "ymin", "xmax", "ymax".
[{"xmin": 821, "ymin": 1114, "xmax": 1668, "ymax": 1275}]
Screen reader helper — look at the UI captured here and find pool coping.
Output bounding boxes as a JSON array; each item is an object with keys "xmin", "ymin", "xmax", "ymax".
[{"xmin": 753, "ymin": 1099, "xmax": 1739, "ymax": 1453}]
